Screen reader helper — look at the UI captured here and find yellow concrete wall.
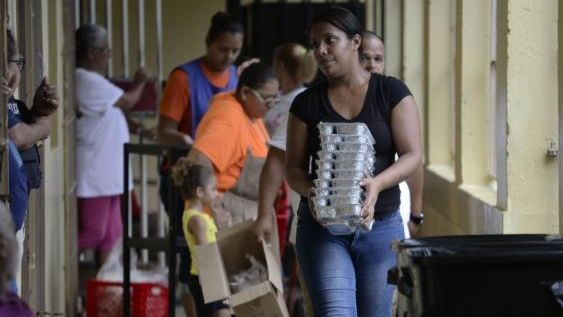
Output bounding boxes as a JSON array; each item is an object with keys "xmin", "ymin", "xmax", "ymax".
[
  {"xmin": 42, "ymin": 1, "xmax": 65, "ymax": 311},
  {"xmin": 161, "ymin": 0, "xmax": 225, "ymax": 76},
  {"xmin": 401, "ymin": 0, "xmax": 425, "ymax": 134},
  {"xmin": 421, "ymin": 0, "xmax": 459, "ymax": 236},
  {"xmin": 426, "ymin": 0, "xmax": 455, "ymax": 169},
  {"xmin": 367, "ymin": 0, "xmax": 507, "ymax": 236},
  {"xmin": 560, "ymin": 0, "xmax": 563, "ymax": 233},
  {"xmin": 384, "ymin": 0, "xmax": 401, "ymax": 78},
  {"xmin": 41, "ymin": 0, "xmax": 67, "ymax": 314},
  {"xmin": 454, "ymin": 0, "xmax": 491, "ymax": 187},
  {"xmin": 403, "ymin": 0, "xmax": 559, "ymax": 236},
  {"xmin": 503, "ymin": 0, "xmax": 558, "ymax": 233}
]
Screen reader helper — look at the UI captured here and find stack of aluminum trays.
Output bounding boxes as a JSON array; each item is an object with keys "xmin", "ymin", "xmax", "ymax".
[{"xmin": 313, "ymin": 122, "xmax": 376, "ymax": 235}]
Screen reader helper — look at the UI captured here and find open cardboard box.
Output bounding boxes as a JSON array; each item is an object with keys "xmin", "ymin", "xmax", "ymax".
[{"xmin": 196, "ymin": 220, "xmax": 289, "ymax": 317}]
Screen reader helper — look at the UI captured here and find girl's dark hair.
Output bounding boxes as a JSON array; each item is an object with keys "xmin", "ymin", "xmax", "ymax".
[
  {"xmin": 75, "ymin": 24, "xmax": 107, "ymax": 61},
  {"xmin": 309, "ymin": 6, "xmax": 363, "ymax": 41},
  {"xmin": 206, "ymin": 12, "xmax": 243, "ymax": 45},
  {"xmin": 171, "ymin": 163, "xmax": 214, "ymax": 199},
  {"xmin": 237, "ymin": 61, "xmax": 277, "ymax": 92},
  {"xmin": 7, "ymin": 29, "xmax": 16, "ymax": 59}
]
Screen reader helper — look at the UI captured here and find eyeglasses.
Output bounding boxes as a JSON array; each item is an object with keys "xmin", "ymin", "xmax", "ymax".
[
  {"xmin": 250, "ymin": 88, "xmax": 281, "ymax": 106},
  {"xmin": 8, "ymin": 58, "xmax": 25, "ymax": 71}
]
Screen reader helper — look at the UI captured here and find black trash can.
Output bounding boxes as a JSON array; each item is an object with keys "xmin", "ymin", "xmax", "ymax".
[{"xmin": 391, "ymin": 234, "xmax": 563, "ymax": 317}]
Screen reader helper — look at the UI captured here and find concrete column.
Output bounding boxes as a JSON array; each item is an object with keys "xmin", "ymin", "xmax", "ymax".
[
  {"xmin": 383, "ymin": 0, "xmax": 401, "ymax": 78},
  {"xmin": 496, "ymin": 0, "xmax": 509, "ymax": 211},
  {"xmin": 503, "ymin": 0, "xmax": 558, "ymax": 233},
  {"xmin": 559, "ymin": 0, "xmax": 563, "ymax": 234},
  {"xmin": 365, "ymin": 0, "xmax": 374, "ymax": 32},
  {"xmin": 454, "ymin": 0, "xmax": 491, "ymax": 186},
  {"xmin": 402, "ymin": 0, "xmax": 425, "ymax": 129},
  {"xmin": 44, "ymin": 0, "xmax": 69, "ymax": 315},
  {"xmin": 426, "ymin": 0, "xmax": 455, "ymax": 168}
]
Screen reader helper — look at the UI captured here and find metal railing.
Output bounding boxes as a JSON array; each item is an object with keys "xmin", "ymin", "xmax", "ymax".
[
  {"xmin": 122, "ymin": 143, "xmax": 189, "ymax": 317},
  {"xmin": 0, "ymin": 0, "xmax": 9, "ymax": 202}
]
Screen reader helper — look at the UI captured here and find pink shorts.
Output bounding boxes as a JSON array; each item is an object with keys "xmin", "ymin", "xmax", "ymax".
[{"xmin": 78, "ymin": 195, "xmax": 122, "ymax": 252}]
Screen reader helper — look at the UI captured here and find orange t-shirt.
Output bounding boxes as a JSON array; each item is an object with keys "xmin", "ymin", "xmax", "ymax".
[
  {"xmin": 159, "ymin": 60, "xmax": 232, "ymax": 136},
  {"xmin": 193, "ymin": 92, "xmax": 270, "ymax": 192}
]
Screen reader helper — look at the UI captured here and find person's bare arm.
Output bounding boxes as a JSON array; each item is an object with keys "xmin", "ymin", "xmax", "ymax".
[
  {"xmin": 237, "ymin": 58, "xmax": 260, "ymax": 77},
  {"xmin": 406, "ymin": 163, "xmax": 424, "ymax": 235},
  {"xmin": 286, "ymin": 113, "xmax": 326, "ymax": 226},
  {"xmin": 360, "ymin": 95, "xmax": 423, "ymax": 223},
  {"xmin": 407, "ymin": 164, "xmax": 424, "ymax": 214},
  {"xmin": 285, "ymin": 113, "xmax": 313, "ymax": 199},
  {"xmin": 9, "ymin": 117, "xmax": 51, "ymax": 150},
  {"xmin": 4, "ymin": 76, "xmax": 58, "ymax": 150},
  {"xmin": 157, "ymin": 115, "xmax": 193, "ymax": 145},
  {"xmin": 188, "ymin": 216, "xmax": 208, "ymax": 245},
  {"xmin": 253, "ymin": 147, "xmax": 286, "ymax": 241},
  {"xmin": 115, "ymin": 67, "xmax": 149, "ymax": 110}
]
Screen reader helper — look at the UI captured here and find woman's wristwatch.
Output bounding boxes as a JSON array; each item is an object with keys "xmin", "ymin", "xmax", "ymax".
[{"xmin": 410, "ymin": 212, "xmax": 425, "ymax": 225}]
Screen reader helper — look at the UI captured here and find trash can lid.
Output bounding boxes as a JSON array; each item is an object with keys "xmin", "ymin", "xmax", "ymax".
[{"xmin": 394, "ymin": 234, "xmax": 563, "ymax": 264}]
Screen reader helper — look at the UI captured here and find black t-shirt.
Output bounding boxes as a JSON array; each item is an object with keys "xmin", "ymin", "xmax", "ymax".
[{"xmin": 289, "ymin": 73, "xmax": 412, "ymax": 213}]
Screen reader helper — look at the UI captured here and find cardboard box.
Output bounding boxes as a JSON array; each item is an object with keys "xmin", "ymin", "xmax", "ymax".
[{"xmin": 197, "ymin": 220, "xmax": 289, "ymax": 317}]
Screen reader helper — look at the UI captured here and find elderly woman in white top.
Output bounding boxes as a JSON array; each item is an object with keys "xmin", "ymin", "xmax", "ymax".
[{"xmin": 75, "ymin": 24, "xmax": 150, "ymax": 265}]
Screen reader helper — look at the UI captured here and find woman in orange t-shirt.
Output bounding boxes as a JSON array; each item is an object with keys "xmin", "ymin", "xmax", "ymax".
[{"xmin": 187, "ymin": 62, "xmax": 279, "ymax": 222}]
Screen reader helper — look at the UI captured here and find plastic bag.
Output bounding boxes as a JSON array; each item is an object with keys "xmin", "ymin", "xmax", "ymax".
[
  {"xmin": 96, "ymin": 237, "xmax": 168, "ymax": 285},
  {"xmin": 229, "ymin": 255, "xmax": 268, "ymax": 293},
  {"xmin": 551, "ymin": 281, "xmax": 563, "ymax": 308}
]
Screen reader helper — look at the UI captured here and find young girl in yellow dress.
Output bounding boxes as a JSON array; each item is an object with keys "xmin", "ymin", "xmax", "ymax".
[{"xmin": 172, "ymin": 163, "xmax": 230, "ymax": 317}]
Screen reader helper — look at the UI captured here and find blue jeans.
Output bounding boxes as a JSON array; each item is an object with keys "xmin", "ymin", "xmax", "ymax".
[{"xmin": 296, "ymin": 200, "xmax": 404, "ymax": 317}]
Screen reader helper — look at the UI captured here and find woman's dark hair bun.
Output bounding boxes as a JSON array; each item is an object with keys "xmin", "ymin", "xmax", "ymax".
[{"xmin": 206, "ymin": 11, "xmax": 243, "ymax": 45}]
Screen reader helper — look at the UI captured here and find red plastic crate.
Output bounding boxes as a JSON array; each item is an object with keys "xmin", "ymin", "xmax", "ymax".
[{"xmin": 86, "ymin": 279, "xmax": 168, "ymax": 317}]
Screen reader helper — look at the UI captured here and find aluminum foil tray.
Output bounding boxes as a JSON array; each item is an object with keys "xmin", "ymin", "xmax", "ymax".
[
  {"xmin": 317, "ymin": 159, "xmax": 374, "ymax": 174},
  {"xmin": 313, "ymin": 196, "xmax": 363, "ymax": 208},
  {"xmin": 316, "ymin": 170, "xmax": 368, "ymax": 180},
  {"xmin": 320, "ymin": 134, "xmax": 374, "ymax": 145},
  {"xmin": 322, "ymin": 142, "xmax": 374, "ymax": 153},
  {"xmin": 317, "ymin": 151, "xmax": 375, "ymax": 164},
  {"xmin": 317, "ymin": 204, "xmax": 363, "ymax": 220},
  {"xmin": 314, "ymin": 179, "xmax": 361, "ymax": 189},
  {"xmin": 318, "ymin": 122, "xmax": 372, "ymax": 137},
  {"xmin": 314, "ymin": 188, "xmax": 364, "ymax": 198}
]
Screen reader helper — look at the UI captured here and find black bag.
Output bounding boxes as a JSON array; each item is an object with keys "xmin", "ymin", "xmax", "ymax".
[
  {"xmin": 15, "ymin": 99, "xmax": 43, "ymax": 189},
  {"xmin": 19, "ymin": 144, "xmax": 41, "ymax": 189}
]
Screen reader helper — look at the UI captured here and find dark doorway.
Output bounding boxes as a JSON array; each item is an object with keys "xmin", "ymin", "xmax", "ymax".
[{"xmin": 228, "ymin": 1, "xmax": 366, "ymax": 64}]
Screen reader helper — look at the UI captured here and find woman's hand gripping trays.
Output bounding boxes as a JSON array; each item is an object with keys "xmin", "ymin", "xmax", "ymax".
[
  {"xmin": 306, "ymin": 179, "xmax": 380, "ymax": 229},
  {"xmin": 359, "ymin": 177, "xmax": 381, "ymax": 228}
]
